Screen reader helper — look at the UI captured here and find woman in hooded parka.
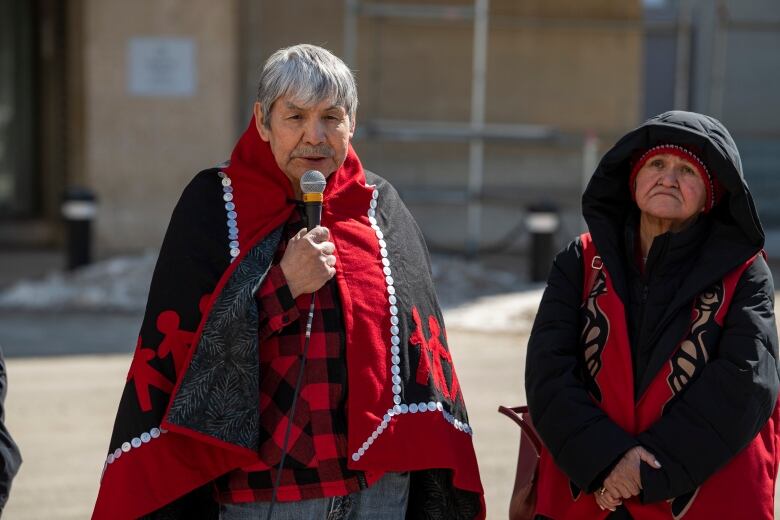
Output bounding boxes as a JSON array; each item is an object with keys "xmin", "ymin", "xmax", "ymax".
[{"xmin": 525, "ymin": 111, "xmax": 780, "ymax": 519}]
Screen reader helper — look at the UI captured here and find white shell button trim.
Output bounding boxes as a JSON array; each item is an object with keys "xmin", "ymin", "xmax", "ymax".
[
  {"xmin": 104, "ymin": 427, "xmax": 168, "ymax": 468},
  {"xmin": 218, "ymin": 171, "xmax": 240, "ymax": 262}
]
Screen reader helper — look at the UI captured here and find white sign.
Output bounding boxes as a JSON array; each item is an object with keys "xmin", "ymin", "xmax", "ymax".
[{"xmin": 127, "ymin": 37, "xmax": 197, "ymax": 97}]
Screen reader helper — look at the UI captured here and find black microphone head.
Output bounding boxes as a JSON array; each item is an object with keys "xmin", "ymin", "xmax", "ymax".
[{"xmin": 301, "ymin": 170, "xmax": 327, "ymax": 195}]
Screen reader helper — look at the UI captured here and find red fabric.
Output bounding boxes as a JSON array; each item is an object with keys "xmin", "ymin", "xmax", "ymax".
[
  {"xmin": 533, "ymin": 232, "xmax": 776, "ymax": 519},
  {"xmin": 93, "ymin": 117, "xmax": 483, "ymax": 519},
  {"xmin": 629, "ymin": 144, "xmax": 722, "ymax": 213}
]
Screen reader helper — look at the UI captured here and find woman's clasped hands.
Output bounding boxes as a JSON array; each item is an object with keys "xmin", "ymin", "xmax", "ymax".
[{"xmin": 595, "ymin": 446, "xmax": 662, "ymax": 512}]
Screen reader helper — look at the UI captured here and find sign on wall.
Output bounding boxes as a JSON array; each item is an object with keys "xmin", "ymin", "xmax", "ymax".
[{"xmin": 127, "ymin": 37, "xmax": 197, "ymax": 97}]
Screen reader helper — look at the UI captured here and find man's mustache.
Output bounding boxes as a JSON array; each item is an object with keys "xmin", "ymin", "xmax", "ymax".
[{"xmin": 291, "ymin": 146, "xmax": 334, "ymax": 158}]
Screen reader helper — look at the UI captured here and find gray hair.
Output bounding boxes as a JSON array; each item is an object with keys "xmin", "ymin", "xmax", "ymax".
[{"xmin": 256, "ymin": 44, "xmax": 358, "ymax": 128}]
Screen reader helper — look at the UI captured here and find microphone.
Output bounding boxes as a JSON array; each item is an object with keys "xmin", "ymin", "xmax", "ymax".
[{"xmin": 301, "ymin": 170, "xmax": 326, "ymax": 229}]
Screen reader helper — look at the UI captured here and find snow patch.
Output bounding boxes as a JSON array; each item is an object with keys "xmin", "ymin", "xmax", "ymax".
[
  {"xmin": 443, "ymin": 289, "xmax": 543, "ymax": 336},
  {"xmin": 0, "ymin": 251, "xmax": 542, "ymax": 334},
  {"xmin": 0, "ymin": 252, "xmax": 157, "ymax": 312}
]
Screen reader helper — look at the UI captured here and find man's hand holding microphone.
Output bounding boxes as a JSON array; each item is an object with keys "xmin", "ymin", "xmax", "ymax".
[
  {"xmin": 279, "ymin": 169, "xmax": 334, "ymax": 299},
  {"xmin": 280, "ymin": 226, "xmax": 336, "ymax": 299}
]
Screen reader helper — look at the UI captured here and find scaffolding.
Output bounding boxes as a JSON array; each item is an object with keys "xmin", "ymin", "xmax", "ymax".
[{"xmin": 342, "ymin": 0, "xmax": 559, "ymax": 255}]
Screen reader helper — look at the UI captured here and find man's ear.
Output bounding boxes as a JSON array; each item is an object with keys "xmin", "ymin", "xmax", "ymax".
[
  {"xmin": 349, "ymin": 113, "xmax": 356, "ymax": 139},
  {"xmin": 253, "ymin": 102, "xmax": 270, "ymax": 142}
]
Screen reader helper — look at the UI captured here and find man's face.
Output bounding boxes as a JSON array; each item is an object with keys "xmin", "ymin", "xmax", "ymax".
[{"xmin": 254, "ymin": 95, "xmax": 355, "ymax": 193}]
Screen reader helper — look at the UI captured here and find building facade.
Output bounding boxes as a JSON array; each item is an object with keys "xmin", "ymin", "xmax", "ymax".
[{"xmin": 1, "ymin": 0, "xmax": 646, "ymax": 256}]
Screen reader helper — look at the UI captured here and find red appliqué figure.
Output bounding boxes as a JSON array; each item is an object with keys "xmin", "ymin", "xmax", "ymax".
[
  {"xmin": 127, "ymin": 336, "xmax": 173, "ymax": 412},
  {"xmin": 410, "ymin": 306, "xmax": 460, "ymax": 401},
  {"xmin": 156, "ymin": 310, "xmax": 196, "ymax": 375},
  {"xmin": 127, "ymin": 295, "xmax": 209, "ymax": 412}
]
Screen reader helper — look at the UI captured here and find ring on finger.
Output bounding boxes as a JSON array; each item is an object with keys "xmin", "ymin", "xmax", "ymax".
[{"xmin": 598, "ymin": 487, "xmax": 607, "ymax": 496}]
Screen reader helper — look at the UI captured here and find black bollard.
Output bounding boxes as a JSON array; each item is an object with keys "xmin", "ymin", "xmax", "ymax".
[
  {"xmin": 526, "ymin": 203, "xmax": 560, "ymax": 282},
  {"xmin": 61, "ymin": 187, "xmax": 97, "ymax": 270}
]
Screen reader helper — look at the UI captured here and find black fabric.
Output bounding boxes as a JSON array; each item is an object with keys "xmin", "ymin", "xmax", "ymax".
[
  {"xmin": 0, "ymin": 345, "xmax": 20, "ymax": 511},
  {"xmin": 128, "ymin": 169, "xmax": 260, "ymax": 519},
  {"xmin": 366, "ymin": 170, "xmax": 470, "ymax": 423},
  {"xmin": 109, "ymin": 169, "xmax": 232, "ymax": 453},
  {"xmin": 526, "ymin": 111, "xmax": 780, "ymax": 503},
  {"xmin": 536, "ymin": 509, "xmax": 634, "ymax": 520},
  {"xmin": 139, "ymin": 484, "xmax": 217, "ymax": 520},
  {"xmin": 407, "ymin": 469, "xmax": 482, "ymax": 520},
  {"xmin": 623, "ymin": 212, "xmax": 710, "ymax": 393}
]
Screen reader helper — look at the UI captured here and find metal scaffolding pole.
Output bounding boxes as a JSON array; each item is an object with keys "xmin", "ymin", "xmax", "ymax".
[
  {"xmin": 466, "ymin": 0, "xmax": 489, "ymax": 257},
  {"xmin": 710, "ymin": 1, "xmax": 729, "ymax": 119},
  {"xmin": 673, "ymin": 0, "xmax": 693, "ymax": 110},
  {"xmin": 343, "ymin": 0, "xmax": 358, "ymax": 68}
]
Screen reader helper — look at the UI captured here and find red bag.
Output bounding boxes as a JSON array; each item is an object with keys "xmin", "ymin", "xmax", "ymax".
[{"xmin": 498, "ymin": 405, "xmax": 542, "ymax": 520}]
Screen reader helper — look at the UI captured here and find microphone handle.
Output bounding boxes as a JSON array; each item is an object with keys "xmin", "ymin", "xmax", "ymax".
[{"xmin": 305, "ymin": 201, "xmax": 322, "ymax": 229}]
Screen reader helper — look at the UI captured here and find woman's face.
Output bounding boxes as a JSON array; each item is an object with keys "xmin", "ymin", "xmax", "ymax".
[{"xmin": 634, "ymin": 153, "xmax": 707, "ymax": 227}]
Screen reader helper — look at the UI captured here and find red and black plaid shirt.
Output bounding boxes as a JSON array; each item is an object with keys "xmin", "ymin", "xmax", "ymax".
[{"xmin": 215, "ymin": 205, "xmax": 374, "ymax": 503}]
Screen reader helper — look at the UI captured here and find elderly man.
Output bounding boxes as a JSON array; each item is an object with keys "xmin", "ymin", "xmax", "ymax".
[{"xmin": 93, "ymin": 44, "xmax": 483, "ymax": 519}]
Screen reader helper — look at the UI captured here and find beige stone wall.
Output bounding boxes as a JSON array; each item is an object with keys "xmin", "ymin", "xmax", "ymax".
[
  {"xmin": 247, "ymin": 1, "xmax": 641, "ymax": 136},
  {"xmin": 349, "ymin": 0, "xmax": 641, "ymax": 130},
  {"xmin": 237, "ymin": 1, "xmax": 348, "ymax": 115},
  {"xmin": 81, "ymin": 0, "xmax": 238, "ymax": 254},
  {"xmin": 488, "ymin": 26, "xmax": 641, "ymax": 133}
]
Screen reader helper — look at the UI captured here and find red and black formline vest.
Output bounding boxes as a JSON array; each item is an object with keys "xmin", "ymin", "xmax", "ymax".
[{"xmin": 534, "ymin": 232, "xmax": 779, "ymax": 520}]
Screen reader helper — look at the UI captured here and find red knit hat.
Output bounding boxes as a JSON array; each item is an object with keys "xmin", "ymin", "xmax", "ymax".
[{"xmin": 629, "ymin": 144, "xmax": 721, "ymax": 213}]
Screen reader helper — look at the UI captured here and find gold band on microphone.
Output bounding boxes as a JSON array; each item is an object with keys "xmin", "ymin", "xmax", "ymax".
[{"xmin": 302, "ymin": 193, "xmax": 323, "ymax": 203}]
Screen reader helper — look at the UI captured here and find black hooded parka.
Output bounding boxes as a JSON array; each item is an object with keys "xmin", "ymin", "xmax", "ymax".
[{"xmin": 525, "ymin": 111, "xmax": 780, "ymax": 518}]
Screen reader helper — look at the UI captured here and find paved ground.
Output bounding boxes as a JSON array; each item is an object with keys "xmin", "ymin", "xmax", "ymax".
[
  {"xmin": 3, "ymin": 355, "xmax": 128, "ymax": 519},
  {"xmin": 0, "ymin": 322, "xmax": 525, "ymax": 519}
]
